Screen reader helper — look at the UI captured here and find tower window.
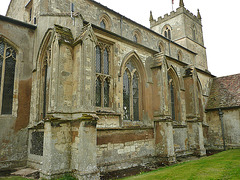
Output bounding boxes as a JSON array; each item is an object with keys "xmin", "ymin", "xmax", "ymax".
[{"xmin": 163, "ymin": 26, "xmax": 172, "ymax": 40}]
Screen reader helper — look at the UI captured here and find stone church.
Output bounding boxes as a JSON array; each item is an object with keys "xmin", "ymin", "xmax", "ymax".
[{"xmin": 0, "ymin": 0, "xmax": 239, "ymax": 179}]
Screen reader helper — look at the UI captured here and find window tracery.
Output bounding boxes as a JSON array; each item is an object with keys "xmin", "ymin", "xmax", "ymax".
[
  {"xmin": 163, "ymin": 25, "xmax": 172, "ymax": 40},
  {"xmin": 0, "ymin": 40, "xmax": 16, "ymax": 114},
  {"xmin": 123, "ymin": 60, "xmax": 139, "ymax": 121},
  {"xmin": 95, "ymin": 43, "xmax": 111, "ymax": 108},
  {"xmin": 99, "ymin": 14, "xmax": 111, "ymax": 30}
]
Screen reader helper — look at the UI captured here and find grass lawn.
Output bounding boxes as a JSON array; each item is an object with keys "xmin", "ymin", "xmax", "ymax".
[
  {"xmin": 123, "ymin": 149, "xmax": 240, "ymax": 180},
  {"xmin": 0, "ymin": 177, "xmax": 29, "ymax": 180}
]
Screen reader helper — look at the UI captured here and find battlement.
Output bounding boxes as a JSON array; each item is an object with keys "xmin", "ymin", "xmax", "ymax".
[{"xmin": 150, "ymin": 6, "xmax": 201, "ymax": 28}]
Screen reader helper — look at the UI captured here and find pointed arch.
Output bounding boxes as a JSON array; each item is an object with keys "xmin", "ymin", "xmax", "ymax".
[
  {"xmin": 177, "ymin": 50, "xmax": 183, "ymax": 61},
  {"xmin": 35, "ymin": 29, "xmax": 54, "ymax": 120},
  {"xmin": 99, "ymin": 13, "xmax": 112, "ymax": 30},
  {"xmin": 119, "ymin": 51, "xmax": 146, "ymax": 81},
  {"xmin": 162, "ymin": 24, "xmax": 172, "ymax": 39},
  {"xmin": 167, "ymin": 66, "xmax": 181, "ymax": 121},
  {"xmin": 0, "ymin": 36, "xmax": 18, "ymax": 115},
  {"xmin": 158, "ymin": 41, "xmax": 165, "ymax": 53},
  {"xmin": 132, "ymin": 29, "xmax": 142, "ymax": 43},
  {"xmin": 121, "ymin": 51, "xmax": 146, "ymax": 121},
  {"xmin": 192, "ymin": 24, "xmax": 197, "ymax": 41}
]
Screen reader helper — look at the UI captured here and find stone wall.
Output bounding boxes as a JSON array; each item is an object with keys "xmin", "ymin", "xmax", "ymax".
[
  {"xmin": 0, "ymin": 17, "xmax": 35, "ymax": 170},
  {"xmin": 97, "ymin": 128, "xmax": 155, "ymax": 172},
  {"xmin": 206, "ymin": 108, "xmax": 240, "ymax": 150}
]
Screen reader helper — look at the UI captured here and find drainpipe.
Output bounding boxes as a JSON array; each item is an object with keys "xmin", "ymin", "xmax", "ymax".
[{"xmin": 218, "ymin": 109, "xmax": 226, "ymax": 151}]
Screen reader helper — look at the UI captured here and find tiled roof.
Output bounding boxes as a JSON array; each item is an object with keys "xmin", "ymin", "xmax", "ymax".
[{"xmin": 206, "ymin": 73, "xmax": 240, "ymax": 110}]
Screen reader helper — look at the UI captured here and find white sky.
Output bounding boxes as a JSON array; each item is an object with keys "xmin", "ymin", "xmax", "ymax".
[{"xmin": 0, "ymin": 0, "xmax": 239, "ymax": 77}]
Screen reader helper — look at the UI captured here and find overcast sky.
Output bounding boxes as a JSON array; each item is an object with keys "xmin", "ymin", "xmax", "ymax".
[{"xmin": 0, "ymin": 0, "xmax": 239, "ymax": 77}]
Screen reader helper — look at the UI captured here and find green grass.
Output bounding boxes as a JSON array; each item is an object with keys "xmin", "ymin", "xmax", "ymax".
[
  {"xmin": 0, "ymin": 177, "xmax": 29, "ymax": 180},
  {"xmin": 123, "ymin": 149, "xmax": 240, "ymax": 180}
]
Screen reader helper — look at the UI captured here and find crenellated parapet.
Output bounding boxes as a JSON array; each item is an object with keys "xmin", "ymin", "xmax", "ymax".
[{"xmin": 150, "ymin": 6, "xmax": 202, "ymax": 28}]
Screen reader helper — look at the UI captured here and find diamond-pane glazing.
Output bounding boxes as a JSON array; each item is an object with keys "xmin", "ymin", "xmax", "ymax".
[
  {"xmin": 133, "ymin": 72, "xmax": 139, "ymax": 121},
  {"xmin": 103, "ymin": 48, "xmax": 109, "ymax": 74},
  {"xmin": 123, "ymin": 71, "xmax": 130, "ymax": 120},
  {"xmin": 104, "ymin": 80, "xmax": 109, "ymax": 107},
  {"xmin": 96, "ymin": 77, "xmax": 101, "ymax": 106},
  {"xmin": 2, "ymin": 56, "xmax": 16, "ymax": 114},
  {"xmin": 0, "ymin": 41, "xmax": 4, "ymax": 57},
  {"xmin": 96, "ymin": 46, "xmax": 101, "ymax": 73}
]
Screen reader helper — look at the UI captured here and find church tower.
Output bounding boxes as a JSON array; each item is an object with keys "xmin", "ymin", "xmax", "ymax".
[{"xmin": 150, "ymin": 0, "xmax": 208, "ymax": 71}]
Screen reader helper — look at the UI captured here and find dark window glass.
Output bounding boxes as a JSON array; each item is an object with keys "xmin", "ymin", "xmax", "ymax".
[
  {"xmin": 164, "ymin": 31, "xmax": 167, "ymax": 38},
  {"xmin": 103, "ymin": 48, "xmax": 109, "ymax": 74},
  {"xmin": 168, "ymin": 29, "xmax": 171, "ymax": 39},
  {"xmin": 96, "ymin": 46, "xmax": 101, "ymax": 73},
  {"xmin": 170, "ymin": 82, "xmax": 175, "ymax": 120},
  {"xmin": 168, "ymin": 74, "xmax": 176, "ymax": 121},
  {"xmin": 133, "ymin": 72, "xmax": 139, "ymax": 121},
  {"xmin": 123, "ymin": 71, "xmax": 130, "ymax": 120},
  {"xmin": 100, "ymin": 20, "xmax": 106, "ymax": 29},
  {"xmin": 2, "ymin": 56, "xmax": 16, "ymax": 114},
  {"xmin": 0, "ymin": 41, "xmax": 4, "ymax": 56},
  {"xmin": 159, "ymin": 46, "xmax": 162, "ymax": 52},
  {"xmin": 96, "ymin": 77, "xmax": 101, "ymax": 106},
  {"xmin": 104, "ymin": 79, "xmax": 109, "ymax": 107},
  {"xmin": 42, "ymin": 63, "xmax": 48, "ymax": 119}
]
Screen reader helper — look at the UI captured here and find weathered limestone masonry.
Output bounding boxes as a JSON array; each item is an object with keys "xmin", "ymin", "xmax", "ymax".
[
  {"xmin": 0, "ymin": 15, "xmax": 36, "ymax": 170},
  {"xmin": 0, "ymin": 0, "xmax": 240, "ymax": 179}
]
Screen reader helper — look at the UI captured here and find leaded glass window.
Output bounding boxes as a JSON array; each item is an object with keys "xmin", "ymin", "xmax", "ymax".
[
  {"xmin": 123, "ymin": 71, "xmax": 130, "ymax": 120},
  {"xmin": 123, "ymin": 60, "xmax": 139, "ymax": 121},
  {"xmin": 103, "ymin": 48, "xmax": 109, "ymax": 75},
  {"xmin": 96, "ymin": 46, "xmax": 101, "ymax": 73},
  {"xmin": 95, "ymin": 43, "xmax": 111, "ymax": 108},
  {"xmin": 133, "ymin": 72, "xmax": 139, "ymax": 121},
  {"xmin": 96, "ymin": 77, "xmax": 101, "ymax": 107},
  {"xmin": 168, "ymin": 74, "xmax": 176, "ymax": 121},
  {"xmin": 0, "ymin": 40, "xmax": 16, "ymax": 114},
  {"xmin": 104, "ymin": 79, "xmax": 109, "ymax": 107}
]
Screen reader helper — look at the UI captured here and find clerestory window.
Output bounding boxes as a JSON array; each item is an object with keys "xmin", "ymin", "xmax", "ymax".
[
  {"xmin": 123, "ymin": 60, "xmax": 139, "ymax": 121},
  {"xmin": 0, "ymin": 40, "xmax": 16, "ymax": 114},
  {"xmin": 96, "ymin": 44, "xmax": 111, "ymax": 108}
]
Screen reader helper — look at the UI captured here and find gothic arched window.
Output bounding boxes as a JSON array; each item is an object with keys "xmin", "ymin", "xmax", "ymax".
[
  {"xmin": 0, "ymin": 40, "xmax": 16, "ymax": 114},
  {"xmin": 96, "ymin": 44, "xmax": 111, "ymax": 107},
  {"xmin": 123, "ymin": 60, "xmax": 140, "ymax": 121},
  {"xmin": 99, "ymin": 14, "xmax": 112, "ymax": 30},
  {"xmin": 163, "ymin": 25, "xmax": 172, "ymax": 40},
  {"xmin": 168, "ymin": 73, "xmax": 176, "ymax": 121},
  {"xmin": 100, "ymin": 20, "xmax": 106, "ymax": 29}
]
